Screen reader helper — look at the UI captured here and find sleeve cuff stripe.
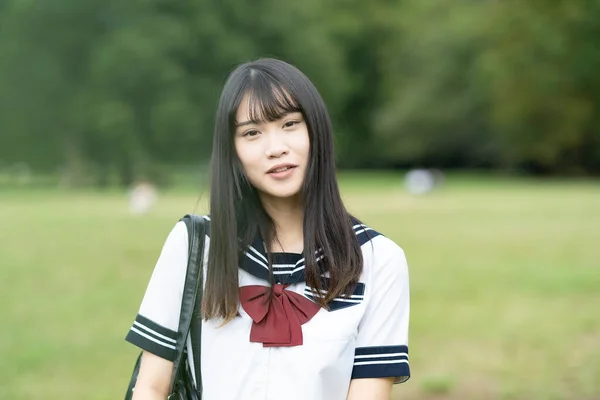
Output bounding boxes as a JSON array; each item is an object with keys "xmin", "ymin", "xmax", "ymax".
[
  {"xmin": 354, "ymin": 359, "xmax": 409, "ymax": 366},
  {"xmin": 355, "ymin": 352, "xmax": 408, "ymax": 360},
  {"xmin": 125, "ymin": 330, "xmax": 177, "ymax": 362},
  {"xmin": 135, "ymin": 314, "xmax": 177, "ymax": 339},
  {"xmin": 133, "ymin": 321, "xmax": 177, "ymax": 344},
  {"xmin": 355, "ymin": 345, "xmax": 408, "ymax": 356},
  {"xmin": 351, "ymin": 362, "xmax": 411, "ymax": 383},
  {"xmin": 129, "ymin": 327, "xmax": 176, "ymax": 350},
  {"xmin": 355, "ymin": 356, "xmax": 408, "ymax": 364}
]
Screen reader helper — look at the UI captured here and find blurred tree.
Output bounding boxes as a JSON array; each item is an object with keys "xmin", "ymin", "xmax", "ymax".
[
  {"xmin": 1, "ymin": 0, "xmax": 599, "ymax": 184},
  {"xmin": 373, "ymin": 0, "xmax": 499, "ymax": 169},
  {"xmin": 479, "ymin": 0, "xmax": 600, "ymax": 174},
  {"xmin": 0, "ymin": 0, "xmax": 113, "ymax": 184},
  {"xmin": 0, "ymin": 0, "xmax": 360, "ymax": 184}
]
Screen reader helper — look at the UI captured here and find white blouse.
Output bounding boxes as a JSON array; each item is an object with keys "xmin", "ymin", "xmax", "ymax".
[{"xmin": 126, "ymin": 216, "xmax": 410, "ymax": 400}]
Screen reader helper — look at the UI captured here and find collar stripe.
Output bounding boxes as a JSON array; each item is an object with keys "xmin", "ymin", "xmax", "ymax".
[
  {"xmin": 244, "ymin": 251, "xmax": 269, "ymax": 270},
  {"xmin": 237, "ymin": 220, "xmax": 381, "ymax": 283},
  {"xmin": 247, "ymin": 245, "xmax": 268, "ymax": 264}
]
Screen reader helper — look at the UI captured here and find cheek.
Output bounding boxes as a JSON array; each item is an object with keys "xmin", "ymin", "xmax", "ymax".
[{"xmin": 297, "ymin": 130, "xmax": 311, "ymax": 160}]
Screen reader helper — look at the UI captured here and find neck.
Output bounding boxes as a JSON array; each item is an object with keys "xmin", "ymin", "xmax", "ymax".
[{"xmin": 259, "ymin": 193, "xmax": 304, "ymax": 253}]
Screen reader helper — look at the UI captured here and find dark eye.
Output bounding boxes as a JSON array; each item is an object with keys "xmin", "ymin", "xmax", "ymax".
[
  {"xmin": 283, "ymin": 120, "xmax": 299, "ymax": 128},
  {"xmin": 243, "ymin": 130, "xmax": 260, "ymax": 137}
]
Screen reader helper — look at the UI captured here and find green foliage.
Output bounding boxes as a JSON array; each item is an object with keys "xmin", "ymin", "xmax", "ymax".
[
  {"xmin": 1, "ymin": 0, "xmax": 599, "ymax": 184},
  {"xmin": 479, "ymin": 0, "xmax": 600, "ymax": 173},
  {"xmin": 374, "ymin": 0, "xmax": 494, "ymax": 167}
]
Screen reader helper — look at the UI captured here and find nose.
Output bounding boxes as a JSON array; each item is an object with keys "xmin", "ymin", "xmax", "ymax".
[{"xmin": 265, "ymin": 130, "xmax": 289, "ymax": 159}]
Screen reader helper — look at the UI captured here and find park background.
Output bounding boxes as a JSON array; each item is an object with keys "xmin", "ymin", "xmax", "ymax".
[{"xmin": 1, "ymin": 1, "xmax": 599, "ymax": 399}]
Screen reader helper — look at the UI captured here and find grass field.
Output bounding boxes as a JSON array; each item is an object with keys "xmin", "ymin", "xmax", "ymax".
[{"xmin": 1, "ymin": 172, "xmax": 599, "ymax": 399}]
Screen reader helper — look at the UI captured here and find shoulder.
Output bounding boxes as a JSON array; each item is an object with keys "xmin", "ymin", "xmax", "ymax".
[
  {"xmin": 170, "ymin": 214, "xmax": 211, "ymax": 242},
  {"xmin": 159, "ymin": 213, "xmax": 210, "ymax": 258},
  {"xmin": 370, "ymin": 236, "xmax": 408, "ymax": 284},
  {"xmin": 165, "ymin": 220, "xmax": 189, "ymax": 250},
  {"xmin": 142, "ymin": 215, "xmax": 210, "ymax": 290},
  {"xmin": 353, "ymin": 220, "xmax": 408, "ymax": 277},
  {"xmin": 145, "ymin": 221, "xmax": 190, "ymax": 281}
]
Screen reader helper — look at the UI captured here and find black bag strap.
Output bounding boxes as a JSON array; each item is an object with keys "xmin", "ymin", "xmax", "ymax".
[
  {"xmin": 170, "ymin": 214, "xmax": 206, "ymax": 394},
  {"xmin": 189, "ymin": 235, "xmax": 204, "ymax": 393}
]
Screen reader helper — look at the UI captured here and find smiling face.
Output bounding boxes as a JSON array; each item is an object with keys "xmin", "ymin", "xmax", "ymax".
[{"xmin": 234, "ymin": 93, "xmax": 310, "ymax": 202}]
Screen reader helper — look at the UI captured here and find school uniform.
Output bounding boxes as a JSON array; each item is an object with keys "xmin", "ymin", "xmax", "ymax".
[{"xmin": 126, "ymin": 216, "xmax": 410, "ymax": 400}]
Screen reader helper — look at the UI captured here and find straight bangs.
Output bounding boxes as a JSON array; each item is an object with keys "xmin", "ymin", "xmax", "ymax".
[{"xmin": 231, "ymin": 72, "xmax": 302, "ymax": 130}]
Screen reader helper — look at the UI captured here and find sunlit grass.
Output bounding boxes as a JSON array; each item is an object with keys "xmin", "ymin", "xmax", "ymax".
[{"xmin": 1, "ymin": 173, "xmax": 599, "ymax": 399}]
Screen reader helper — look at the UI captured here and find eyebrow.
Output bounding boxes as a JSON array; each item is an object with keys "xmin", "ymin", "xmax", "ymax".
[
  {"xmin": 235, "ymin": 119, "xmax": 259, "ymax": 128},
  {"xmin": 235, "ymin": 111, "xmax": 298, "ymax": 128}
]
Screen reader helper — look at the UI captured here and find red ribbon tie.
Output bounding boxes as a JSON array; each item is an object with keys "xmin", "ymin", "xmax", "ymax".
[{"xmin": 239, "ymin": 284, "xmax": 321, "ymax": 347}]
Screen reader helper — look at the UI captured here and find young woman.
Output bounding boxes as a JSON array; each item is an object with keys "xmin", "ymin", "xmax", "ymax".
[{"xmin": 126, "ymin": 58, "xmax": 410, "ymax": 400}]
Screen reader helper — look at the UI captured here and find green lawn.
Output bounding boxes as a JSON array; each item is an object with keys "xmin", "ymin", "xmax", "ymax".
[{"xmin": 1, "ymin": 173, "xmax": 599, "ymax": 399}]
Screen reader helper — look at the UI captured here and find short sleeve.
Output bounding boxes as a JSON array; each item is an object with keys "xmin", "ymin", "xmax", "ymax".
[
  {"xmin": 125, "ymin": 221, "xmax": 189, "ymax": 361},
  {"xmin": 352, "ymin": 237, "xmax": 411, "ymax": 383}
]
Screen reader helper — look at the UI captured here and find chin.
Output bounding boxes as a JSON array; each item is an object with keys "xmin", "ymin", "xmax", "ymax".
[
  {"xmin": 264, "ymin": 189, "xmax": 302, "ymax": 199},
  {"xmin": 259, "ymin": 185, "xmax": 303, "ymax": 200}
]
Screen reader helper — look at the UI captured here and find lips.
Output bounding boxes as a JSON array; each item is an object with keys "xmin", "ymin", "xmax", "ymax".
[{"xmin": 267, "ymin": 164, "xmax": 297, "ymax": 174}]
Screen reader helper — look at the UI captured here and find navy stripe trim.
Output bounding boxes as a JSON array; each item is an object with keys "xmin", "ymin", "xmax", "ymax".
[
  {"xmin": 134, "ymin": 314, "xmax": 177, "ymax": 339},
  {"xmin": 282, "ymin": 252, "xmax": 324, "ymax": 284},
  {"xmin": 352, "ymin": 362, "xmax": 410, "ymax": 383},
  {"xmin": 240, "ymin": 252, "xmax": 270, "ymax": 281},
  {"xmin": 305, "ymin": 278, "xmax": 366, "ymax": 296},
  {"xmin": 125, "ymin": 315, "xmax": 177, "ymax": 361},
  {"xmin": 328, "ymin": 300, "xmax": 362, "ymax": 311},
  {"xmin": 238, "ymin": 219, "xmax": 381, "ymax": 283},
  {"xmin": 351, "ymin": 219, "xmax": 382, "ymax": 246},
  {"xmin": 272, "ymin": 253, "xmax": 303, "ymax": 264},
  {"xmin": 355, "ymin": 345, "xmax": 408, "ymax": 356},
  {"xmin": 355, "ymin": 229, "xmax": 381, "ymax": 246},
  {"xmin": 352, "ymin": 345, "xmax": 410, "ymax": 383},
  {"xmin": 304, "ymin": 280, "xmax": 366, "ymax": 311}
]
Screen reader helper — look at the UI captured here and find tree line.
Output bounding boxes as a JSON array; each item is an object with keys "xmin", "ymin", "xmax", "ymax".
[{"xmin": 1, "ymin": 0, "xmax": 599, "ymax": 186}]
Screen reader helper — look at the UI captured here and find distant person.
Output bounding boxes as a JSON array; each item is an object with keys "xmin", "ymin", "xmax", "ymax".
[
  {"xmin": 128, "ymin": 181, "xmax": 158, "ymax": 215},
  {"xmin": 125, "ymin": 58, "xmax": 411, "ymax": 400}
]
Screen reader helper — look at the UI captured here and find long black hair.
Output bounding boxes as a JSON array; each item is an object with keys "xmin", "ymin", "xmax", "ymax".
[{"xmin": 205, "ymin": 58, "xmax": 363, "ymax": 322}]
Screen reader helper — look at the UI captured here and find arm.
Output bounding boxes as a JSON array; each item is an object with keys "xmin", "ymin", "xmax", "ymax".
[
  {"xmin": 125, "ymin": 222, "xmax": 190, "ymax": 399},
  {"xmin": 350, "ymin": 236, "xmax": 411, "ymax": 390},
  {"xmin": 347, "ymin": 377, "xmax": 394, "ymax": 400},
  {"xmin": 132, "ymin": 351, "xmax": 173, "ymax": 400}
]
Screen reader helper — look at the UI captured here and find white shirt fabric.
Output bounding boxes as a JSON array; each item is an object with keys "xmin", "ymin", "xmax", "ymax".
[{"xmin": 126, "ymin": 216, "xmax": 410, "ymax": 400}]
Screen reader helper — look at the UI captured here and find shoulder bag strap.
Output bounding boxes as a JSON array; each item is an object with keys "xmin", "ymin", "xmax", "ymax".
[
  {"xmin": 170, "ymin": 214, "xmax": 206, "ymax": 392},
  {"xmin": 189, "ymin": 216, "xmax": 205, "ymax": 393}
]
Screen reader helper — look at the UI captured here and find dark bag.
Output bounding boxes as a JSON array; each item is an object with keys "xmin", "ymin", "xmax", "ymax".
[{"xmin": 125, "ymin": 214, "xmax": 206, "ymax": 400}]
